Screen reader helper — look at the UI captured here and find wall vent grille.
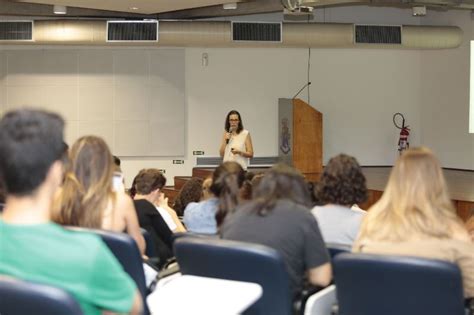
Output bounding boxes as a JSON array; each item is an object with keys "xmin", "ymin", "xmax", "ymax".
[
  {"xmin": 232, "ymin": 22, "xmax": 282, "ymax": 42},
  {"xmin": 107, "ymin": 20, "xmax": 158, "ymax": 42},
  {"xmin": 0, "ymin": 21, "xmax": 33, "ymax": 41},
  {"xmin": 355, "ymin": 25, "xmax": 401, "ymax": 44}
]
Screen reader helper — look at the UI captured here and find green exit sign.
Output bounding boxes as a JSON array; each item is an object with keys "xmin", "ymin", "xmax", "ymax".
[
  {"xmin": 173, "ymin": 160, "xmax": 184, "ymax": 164},
  {"xmin": 193, "ymin": 151, "xmax": 205, "ymax": 155}
]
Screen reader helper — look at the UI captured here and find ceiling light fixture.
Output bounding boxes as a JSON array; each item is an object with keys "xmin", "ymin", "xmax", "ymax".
[
  {"xmin": 223, "ymin": 3, "xmax": 238, "ymax": 9},
  {"xmin": 412, "ymin": 6, "xmax": 426, "ymax": 16},
  {"xmin": 130, "ymin": 7, "xmax": 139, "ymax": 10},
  {"xmin": 53, "ymin": 5, "xmax": 67, "ymax": 14}
]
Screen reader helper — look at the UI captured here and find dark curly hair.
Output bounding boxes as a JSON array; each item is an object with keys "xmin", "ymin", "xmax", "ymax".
[
  {"xmin": 316, "ymin": 154, "xmax": 367, "ymax": 205},
  {"xmin": 173, "ymin": 178, "xmax": 203, "ymax": 216}
]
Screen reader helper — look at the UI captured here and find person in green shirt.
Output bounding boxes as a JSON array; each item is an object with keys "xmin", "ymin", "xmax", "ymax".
[{"xmin": 0, "ymin": 109, "xmax": 142, "ymax": 315}]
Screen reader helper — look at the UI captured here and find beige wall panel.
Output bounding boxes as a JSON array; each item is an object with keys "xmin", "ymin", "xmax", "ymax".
[
  {"xmin": 77, "ymin": 121, "xmax": 114, "ymax": 151},
  {"xmin": 78, "ymin": 50, "xmax": 113, "ymax": 87},
  {"xmin": 150, "ymin": 49, "xmax": 185, "ymax": 88},
  {"xmin": 114, "ymin": 85, "xmax": 151, "ymax": 121},
  {"xmin": 114, "ymin": 50, "xmax": 149, "ymax": 88},
  {"xmin": 6, "ymin": 51, "xmax": 45, "ymax": 86},
  {"xmin": 78, "ymin": 86, "xmax": 114, "ymax": 121},
  {"xmin": 114, "ymin": 121, "xmax": 150, "ymax": 156},
  {"xmin": 40, "ymin": 50, "xmax": 77, "ymax": 87}
]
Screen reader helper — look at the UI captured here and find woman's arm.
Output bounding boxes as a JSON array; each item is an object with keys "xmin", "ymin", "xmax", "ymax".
[
  {"xmin": 231, "ymin": 133, "xmax": 254, "ymax": 158},
  {"xmin": 157, "ymin": 194, "xmax": 187, "ymax": 233},
  {"xmin": 219, "ymin": 131, "xmax": 230, "ymax": 157},
  {"xmin": 119, "ymin": 193, "xmax": 146, "ymax": 255}
]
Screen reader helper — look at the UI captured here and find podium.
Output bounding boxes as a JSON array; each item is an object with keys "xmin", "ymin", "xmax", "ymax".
[{"xmin": 278, "ymin": 98, "xmax": 323, "ymax": 181}]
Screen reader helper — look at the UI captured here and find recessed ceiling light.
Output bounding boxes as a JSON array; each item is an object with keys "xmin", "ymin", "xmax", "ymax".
[
  {"xmin": 53, "ymin": 5, "xmax": 67, "ymax": 14},
  {"xmin": 223, "ymin": 3, "xmax": 238, "ymax": 9},
  {"xmin": 130, "ymin": 7, "xmax": 139, "ymax": 10}
]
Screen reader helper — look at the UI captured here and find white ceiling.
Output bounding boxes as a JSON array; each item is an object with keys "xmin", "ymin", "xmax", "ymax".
[{"xmin": 15, "ymin": 0, "xmax": 245, "ymax": 14}]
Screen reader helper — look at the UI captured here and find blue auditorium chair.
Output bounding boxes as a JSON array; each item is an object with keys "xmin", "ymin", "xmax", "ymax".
[
  {"xmin": 0, "ymin": 277, "xmax": 83, "ymax": 315},
  {"xmin": 68, "ymin": 227, "xmax": 149, "ymax": 315},
  {"xmin": 174, "ymin": 237, "xmax": 292, "ymax": 315},
  {"xmin": 326, "ymin": 243, "xmax": 351, "ymax": 260},
  {"xmin": 333, "ymin": 253, "xmax": 466, "ymax": 315}
]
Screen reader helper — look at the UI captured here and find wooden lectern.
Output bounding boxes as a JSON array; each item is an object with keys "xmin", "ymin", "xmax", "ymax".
[{"xmin": 278, "ymin": 98, "xmax": 323, "ymax": 181}]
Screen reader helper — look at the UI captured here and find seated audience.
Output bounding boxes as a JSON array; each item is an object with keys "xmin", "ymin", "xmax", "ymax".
[
  {"xmin": 354, "ymin": 147, "xmax": 474, "ymax": 298},
  {"xmin": 312, "ymin": 154, "xmax": 367, "ymax": 245},
  {"xmin": 132, "ymin": 169, "xmax": 185, "ymax": 266},
  {"xmin": 184, "ymin": 162, "xmax": 245, "ymax": 234},
  {"xmin": 221, "ymin": 164, "xmax": 332, "ymax": 299},
  {"xmin": 53, "ymin": 136, "xmax": 145, "ymax": 255},
  {"xmin": 201, "ymin": 176, "xmax": 214, "ymax": 201},
  {"xmin": 0, "ymin": 109, "xmax": 141, "ymax": 315},
  {"xmin": 173, "ymin": 177, "xmax": 203, "ymax": 217},
  {"xmin": 240, "ymin": 171, "xmax": 256, "ymax": 200}
]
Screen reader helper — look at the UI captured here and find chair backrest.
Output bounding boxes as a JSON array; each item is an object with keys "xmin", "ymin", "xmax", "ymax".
[
  {"xmin": 304, "ymin": 284, "xmax": 337, "ymax": 315},
  {"xmin": 333, "ymin": 253, "xmax": 466, "ymax": 315},
  {"xmin": 0, "ymin": 278, "xmax": 83, "ymax": 315},
  {"xmin": 174, "ymin": 237, "xmax": 292, "ymax": 315},
  {"xmin": 141, "ymin": 228, "xmax": 158, "ymax": 259},
  {"xmin": 68, "ymin": 227, "xmax": 149, "ymax": 315},
  {"xmin": 325, "ymin": 243, "xmax": 351, "ymax": 260}
]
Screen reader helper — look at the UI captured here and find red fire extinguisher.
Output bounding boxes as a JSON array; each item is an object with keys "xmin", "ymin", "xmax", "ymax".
[{"xmin": 393, "ymin": 113, "xmax": 410, "ymax": 154}]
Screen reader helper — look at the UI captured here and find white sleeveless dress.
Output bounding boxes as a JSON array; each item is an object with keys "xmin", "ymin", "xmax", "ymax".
[{"xmin": 223, "ymin": 129, "xmax": 250, "ymax": 170}]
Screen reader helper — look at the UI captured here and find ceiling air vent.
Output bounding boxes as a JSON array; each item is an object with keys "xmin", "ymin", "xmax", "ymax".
[
  {"xmin": 232, "ymin": 22, "xmax": 282, "ymax": 42},
  {"xmin": 0, "ymin": 21, "xmax": 33, "ymax": 41},
  {"xmin": 107, "ymin": 20, "xmax": 158, "ymax": 42},
  {"xmin": 355, "ymin": 25, "xmax": 401, "ymax": 44}
]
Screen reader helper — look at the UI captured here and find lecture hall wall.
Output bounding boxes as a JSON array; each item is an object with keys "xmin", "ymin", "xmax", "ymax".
[{"xmin": 0, "ymin": 7, "xmax": 472, "ymax": 185}]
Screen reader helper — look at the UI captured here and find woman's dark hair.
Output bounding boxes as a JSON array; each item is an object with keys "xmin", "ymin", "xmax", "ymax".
[
  {"xmin": 307, "ymin": 181, "xmax": 322, "ymax": 206},
  {"xmin": 173, "ymin": 178, "xmax": 203, "ymax": 216},
  {"xmin": 248, "ymin": 164, "xmax": 312, "ymax": 216},
  {"xmin": 113, "ymin": 155, "xmax": 121, "ymax": 167},
  {"xmin": 239, "ymin": 171, "xmax": 256, "ymax": 201},
  {"xmin": 224, "ymin": 110, "xmax": 244, "ymax": 134},
  {"xmin": 315, "ymin": 154, "xmax": 367, "ymax": 205},
  {"xmin": 213, "ymin": 162, "xmax": 246, "ymax": 226}
]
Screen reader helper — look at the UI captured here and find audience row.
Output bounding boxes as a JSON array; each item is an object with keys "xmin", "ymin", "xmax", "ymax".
[{"xmin": 0, "ymin": 108, "xmax": 473, "ymax": 315}]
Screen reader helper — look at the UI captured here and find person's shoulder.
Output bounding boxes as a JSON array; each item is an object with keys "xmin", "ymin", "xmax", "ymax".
[
  {"xmin": 133, "ymin": 199, "xmax": 155, "ymax": 213},
  {"xmin": 55, "ymin": 224, "xmax": 108, "ymax": 254},
  {"xmin": 274, "ymin": 199, "xmax": 312, "ymax": 219}
]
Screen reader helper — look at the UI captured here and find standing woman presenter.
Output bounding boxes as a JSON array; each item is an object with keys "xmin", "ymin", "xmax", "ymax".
[{"xmin": 219, "ymin": 110, "xmax": 254, "ymax": 170}]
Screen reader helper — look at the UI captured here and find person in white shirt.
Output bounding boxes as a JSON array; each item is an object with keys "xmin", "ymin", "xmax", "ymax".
[
  {"xmin": 311, "ymin": 154, "xmax": 368, "ymax": 246},
  {"xmin": 219, "ymin": 110, "xmax": 254, "ymax": 170}
]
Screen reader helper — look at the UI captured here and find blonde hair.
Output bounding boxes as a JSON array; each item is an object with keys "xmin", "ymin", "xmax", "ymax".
[
  {"xmin": 358, "ymin": 147, "xmax": 464, "ymax": 242},
  {"xmin": 54, "ymin": 136, "xmax": 115, "ymax": 228}
]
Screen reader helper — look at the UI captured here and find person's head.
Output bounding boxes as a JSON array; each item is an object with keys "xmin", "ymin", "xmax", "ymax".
[
  {"xmin": 224, "ymin": 110, "xmax": 244, "ymax": 134},
  {"xmin": 132, "ymin": 168, "xmax": 167, "ymax": 203},
  {"xmin": 201, "ymin": 177, "xmax": 214, "ymax": 201},
  {"xmin": 250, "ymin": 164, "xmax": 311, "ymax": 216},
  {"xmin": 113, "ymin": 155, "xmax": 122, "ymax": 173},
  {"xmin": 359, "ymin": 147, "xmax": 464, "ymax": 242},
  {"xmin": 212, "ymin": 162, "xmax": 246, "ymax": 226},
  {"xmin": 0, "ymin": 109, "xmax": 64, "ymax": 199},
  {"xmin": 316, "ymin": 154, "xmax": 367, "ymax": 206},
  {"xmin": 55, "ymin": 135, "xmax": 115, "ymax": 228},
  {"xmin": 173, "ymin": 178, "xmax": 203, "ymax": 216}
]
